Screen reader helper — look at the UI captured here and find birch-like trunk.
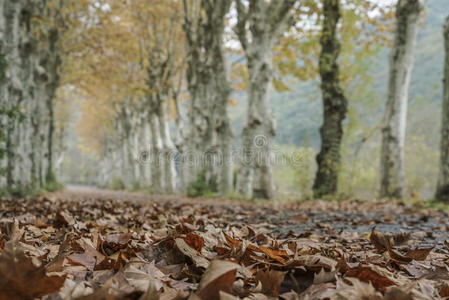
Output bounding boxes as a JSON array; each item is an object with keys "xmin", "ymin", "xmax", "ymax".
[
  {"xmin": 173, "ymin": 92, "xmax": 187, "ymax": 191},
  {"xmin": 158, "ymin": 102, "xmax": 177, "ymax": 193},
  {"xmin": 1, "ymin": 1, "xmax": 63, "ymax": 191},
  {"xmin": 235, "ymin": 0, "xmax": 295, "ymax": 199},
  {"xmin": 237, "ymin": 50, "xmax": 276, "ymax": 199},
  {"xmin": 312, "ymin": 0, "xmax": 348, "ymax": 198},
  {"xmin": 436, "ymin": 17, "xmax": 449, "ymax": 201},
  {"xmin": 380, "ymin": 0, "xmax": 423, "ymax": 198},
  {"xmin": 1, "ymin": 0, "xmax": 26, "ymax": 188},
  {"xmin": 140, "ymin": 118, "xmax": 151, "ymax": 184},
  {"xmin": 149, "ymin": 110, "xmax": 164, "ymax": 193},
  {"xmin": 183, "ymin": 0, "xmax": 233, "ymax": 195}
]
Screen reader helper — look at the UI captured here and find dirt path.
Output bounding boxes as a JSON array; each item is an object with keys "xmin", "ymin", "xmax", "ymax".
[
  {"xmin": 56, "ymin": 186, "xmax": 448, "ymax": 241},
  {"xmin": 1, "ymin": 187, "xmax": 449, "ymax": 298}
]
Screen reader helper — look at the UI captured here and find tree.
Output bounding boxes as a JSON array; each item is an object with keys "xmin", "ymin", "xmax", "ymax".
[
  {"xmin": 66, "ymin": 0, "xmax": 186, "ymax": 191},
  {"xmin": 380, "ymin": 0, "xmax": 423, "ymax": 199},
  {"xmin": 134, "ymin": 0, "xmax": 184, "ymax": 193},
  {"xmin": 235, "ymin": 0, "xmax": 295, "ymax": 199},
  {"xmin": 63, "ymin": 0, "xmax": 149, "ymax": 189},
  {"xmin": 182, "ymin": 0, "xmax": 234, "ymax": 195},
  {"xmin": 0, "ymin": 0, "xmax": 67, "ymax": 192},
  {"xmin": 312, "ymin": 0, "xmax": 348, "ymax": 198},
  {"xmin": 436, "ymin": 16, "xmax": 449, "ymax": 202}
]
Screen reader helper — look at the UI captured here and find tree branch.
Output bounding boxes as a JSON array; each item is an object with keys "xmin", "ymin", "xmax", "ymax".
[{"xmin": 235, "ymin": 0, "xmax": 248, "ymax": 51}]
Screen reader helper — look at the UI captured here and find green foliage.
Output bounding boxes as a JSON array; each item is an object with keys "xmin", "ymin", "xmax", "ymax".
[
  {"xmin": 0, "ymin": 185, "xmax": 44, "ymax": 198},
  {"xmin": 273, "ymin": 144, "xmax": 316, "ymax": 200},
  {"xmin": 45, "ymin": 171, "xmax": 57, "ymax": 185},
  {"xmin": 131, "ymin": 181, "xmax": 141, "ymax": 191},
  {"xmin": 223, "ymin": 191, "xmax": 250, "ymax": 202},
  {"xmin": 186, "ymin": 170, "xmax": 215, "ymax": 198},
  {"xmin": 43, "ymin": 171, "xmax": 64, "ymax": 192},
  {"xmin": 109, "ymin": 178, "xmax": 126, "ymax": 190},
  {"xmin": 233, "ymin": 169, "xmax": 238, "ymax": 189},
  {"xmin": 44, "ymin": 180, "xmax": 64, "ymax": 192}
]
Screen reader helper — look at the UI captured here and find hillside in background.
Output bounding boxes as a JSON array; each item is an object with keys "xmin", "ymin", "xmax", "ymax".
[
  {"xmin": 228, "ymin": 0, "xmax": 447, "ymax": 198},
  {"xmin": 232, "ymin": 0, "xmax": 446, "ymax": 148}
]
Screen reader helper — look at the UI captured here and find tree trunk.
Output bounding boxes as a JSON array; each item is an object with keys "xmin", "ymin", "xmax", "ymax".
[
  {"xmin": 1, "ymin": 0, "xmax": 25, "ymax": 189},
  {"xmin": 312, "ymin": 0, "xmax": 348, "ymax": 198},
  {"xmin": 237, "ymin": 50, "xmax": 276, "ymax": 199},
  {"xmin": 149, "ymin": 110, "xmax": 164, "ymax": 193},
  {"xmin": 235, "ymin": 0, "xmax": 295, "ymax": 199},
  {"xmin": 436, "ymin": 17, "xmax": 449, "ymax": 201},
  {"xmin": 46, "ymin": 96, "xmax": 55, "ymax": 183},
  {"xmin": 158, "ymin": 102, "xmax": 177, "ymax": 193},
  {"xmin": 173, "ymin": 91, "xmax": 186, "ymax": 191},
  {"xmin": 1, "ymin": 1, "xmax": 64, "ymax": 192},
  {"xmin": 141, "ymin": 117, "xmax": 151, "ymax": 184},
  {"xmin": 182, "ymin": 0, "xmax": 233, "ymax": 195},
  {"xmin": 380, "ymin": 0, "xmax": 422, "ymax": 199},
  {"xmin": 44, "ymin": 28, "xmax": 60, "ymax": 184}
]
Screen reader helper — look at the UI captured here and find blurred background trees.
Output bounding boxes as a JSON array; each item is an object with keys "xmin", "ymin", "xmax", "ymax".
[{"xmin": 1, "ymin": 0, "xmax": 448, "ymax": 202}]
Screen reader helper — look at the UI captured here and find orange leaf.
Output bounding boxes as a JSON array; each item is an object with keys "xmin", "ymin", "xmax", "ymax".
[{"xmin": 346, "ymin": 266, "xmax": 396, "ymax": 292}]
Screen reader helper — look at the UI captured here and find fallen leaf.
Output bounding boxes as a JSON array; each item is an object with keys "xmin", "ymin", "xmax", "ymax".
[
  {"xmin": 255, "ymin": 269, "xmax": 286, "ymax": 296},
  {"xmin": 175, "ymin": 238, "xmax": 210, "ymax": 269},
  {"xmin": 346, "ymin": 266, "xmax": 396, "ymax": 292},
  {"xmin": 0, "ymin": 241, "xmax": 66, "ymax": 299},
  {"xmin": 196, "ymin": 260, "xmax": 239, "ymax": 299},
  {"xmin": 405, "ymin": 247, "xmax": 433, "ymax": 261},
  {"xmin": 183, "ymin": 233, "xmax": 205, "ymax": 252}
]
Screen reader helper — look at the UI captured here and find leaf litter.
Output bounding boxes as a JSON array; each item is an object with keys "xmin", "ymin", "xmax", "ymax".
[{"xmin": 1, "ymin": 189, "xmax": 449, "ymax": 299}]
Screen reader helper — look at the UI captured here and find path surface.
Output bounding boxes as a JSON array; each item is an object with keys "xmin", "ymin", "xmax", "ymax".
[
  {"xmin": 60, "ymin": 186, "xmax": 448, "ymax": 240},
  {"xmin": 1, "ymin": 186, "xmax": 448, "ymax": 299}
]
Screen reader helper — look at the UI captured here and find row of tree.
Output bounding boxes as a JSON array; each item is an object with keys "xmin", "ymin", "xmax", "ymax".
[
  {"xmin": 71, "ymin": 0, "xmax": 391, "ymax": 199},
  {"xmin": 2, "ymin": 0, "xmax": 449, "ymax": 202},
  {"xmin": 0, "ymin": 0, "xmax": 66, "ymax": 193}
]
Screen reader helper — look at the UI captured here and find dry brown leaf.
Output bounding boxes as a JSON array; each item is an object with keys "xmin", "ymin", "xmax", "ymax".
[
  {"xmin": 384, "ymin": 286, "xmax": 414, "ymax": 300},
  {"xmin": 183, "ymin": 233, "xmax": 205, "ymax": 252},
  {"xmin": 67, "ymin": 243, "xmax": 105, "ymax": 271},
  {"xmin": 102, "ymin": 233, "xmax": 132, "ymax": 251},
  {"xmin": 255, "ymin": 269, "xmax": 286, "ymax": 296},
  {"xmin": 439, "ymin": 281, "xmax": 449, "ymax": 297},
  {"xmin": 405, "ymin": 247, "xmax": 433, "ymax": 261},
  {"xmin": 387, "ymin": 247, "xmax": 413, "ymax": 264},
  {"xmin": 56, "ymin": 211, "xmax": 75, "ymax": 226},
  {"xmin": 196, "ymin": 260, "xmax": 239, "ymax": 300},
  {"xmin": 175, "ymin": 238, "xmax": 210, "ymax": 269},
  {"xmin": 369, "ymin": 228, "xmax": 391, "ymax": 251},
  {"xmin": 0, "ymin": 241, "xmax": 66, "ymax": 299},
  {"xmin": 346, "ymin": 266, "xmax": 396, "ymax": 292}
]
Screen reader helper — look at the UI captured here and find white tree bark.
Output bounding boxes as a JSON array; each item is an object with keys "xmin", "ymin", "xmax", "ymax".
[
  {"xmin": 380, "ymin": 0, "xmax": 423, "ymax": 198},
  {"xmin": 182, "ymin": 0, "xmax": 234, "ymax": 195},
  {"xmin": 149, "ymin": 109, "xmax": 164, "ymax": 193},
  {"xmin": 173, "ymin": 90, "xmax": 187, "ymax": 191},
  {"xmin": 157, "ymin": 102, "xmax": 177, "ymax": 193},
  {"xmin": 235, "ymin": 0, "xmax": 295, "ymax": 199},
  {"xmin": 140, "ymin": 117, "xmax": 151, "ymax": 184},
  {"xmin": 0, "ymin": 0, "xmax": 64, "ymax": 192},
  {"xmin": 436, "ymin": 16, "xmax": 449, "ymax": 201}
]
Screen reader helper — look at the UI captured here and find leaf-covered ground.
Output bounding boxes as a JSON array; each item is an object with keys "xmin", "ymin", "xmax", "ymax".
[{"xmin": 1, "ymin": 187, "xmax": 449, "ymax": 299}]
